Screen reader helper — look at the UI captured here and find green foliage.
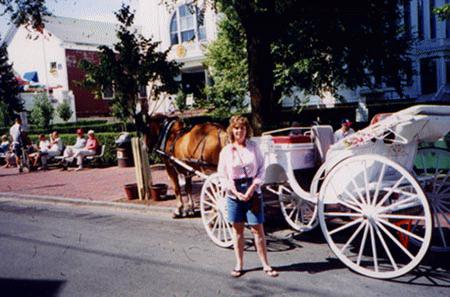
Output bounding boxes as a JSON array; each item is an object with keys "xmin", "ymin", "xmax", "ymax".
[
  {"xmin": 174, "ymin": 89, "xmax": 187, "ymax": 112},
  {"xmin": 0, "ymin": 38, "xmax": 23, "ymax": 126},
  {"xmin": 0, "ymin": 0, "xmax": 50, "ymax": 30},
  {"xmin": 434, "ymin": 4, "xmax": 450, "ymax": 20},
  {"xmin": 80, "ymin": 4, "xmax": 181, "ymax": 133},
  {"xmin": 56, "ymin": 100, "xmax": 73, "ymax": 122},
  {"xmin": 204, "ymin": 8, "xmax": 248, "ymax": 118},
  {"xmin": 30, "ymin": 93, "xmax": 54, "ymax": 129}
]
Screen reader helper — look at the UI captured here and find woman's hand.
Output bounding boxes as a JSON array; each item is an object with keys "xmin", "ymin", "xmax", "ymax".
[{"xmin": 243, "ymin": 183, "xmax": 257, "ymax": 201}]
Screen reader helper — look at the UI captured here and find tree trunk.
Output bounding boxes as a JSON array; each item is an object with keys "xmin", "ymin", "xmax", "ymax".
[{"xmin": 246, "ymin": 33, "xmax": 276, "ymax": 135}]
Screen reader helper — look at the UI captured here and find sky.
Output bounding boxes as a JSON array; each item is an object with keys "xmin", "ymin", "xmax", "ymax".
[{"xmin": 0, "ymin": 0, "xmax": 137, "ymax": 39}]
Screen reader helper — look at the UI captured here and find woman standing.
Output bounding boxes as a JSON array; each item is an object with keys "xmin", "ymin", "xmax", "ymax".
[{"xmin": 218, "ymin": 115, "xmax": 278, "ymax": 278}]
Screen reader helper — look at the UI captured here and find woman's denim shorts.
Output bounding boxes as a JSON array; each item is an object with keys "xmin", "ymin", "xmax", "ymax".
[{"xmin": 226, "ymin": 177, "xmax": 264, "ymax": 225}]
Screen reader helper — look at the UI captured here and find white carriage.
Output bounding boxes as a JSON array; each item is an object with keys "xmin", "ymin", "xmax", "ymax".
[{"xmin": 199, "ymin": 105, "xmax": 450, "ymax": 279}]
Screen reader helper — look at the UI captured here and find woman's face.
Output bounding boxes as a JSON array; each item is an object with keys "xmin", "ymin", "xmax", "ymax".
[{"xmin": 232, "ymin": 124, "xmax": 247, "ymax": 144}]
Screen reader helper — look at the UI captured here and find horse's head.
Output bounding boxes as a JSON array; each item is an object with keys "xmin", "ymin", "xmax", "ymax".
[{"xmin": 142, "ymin": 113, "xmax": 183, "ymax": 152}]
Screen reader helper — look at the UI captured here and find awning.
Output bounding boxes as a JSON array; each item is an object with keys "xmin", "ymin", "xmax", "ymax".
[{"xmin": 23, "ymin": 71, "xmax": 39, "ymax": 82}]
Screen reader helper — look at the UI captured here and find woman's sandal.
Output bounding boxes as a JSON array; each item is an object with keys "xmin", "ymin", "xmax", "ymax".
[
  {"xmin": 263, "ymin": 268, "xmax": 279, "ymax": 277},
  {"xmin": 230, "ymin": 269, "xmax": 244, "ymax": 278}
]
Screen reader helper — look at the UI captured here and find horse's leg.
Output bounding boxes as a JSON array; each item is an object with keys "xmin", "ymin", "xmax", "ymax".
[
  {"xmin": 185, "ymin": 175, "xmax": 195, "ymax": 216},
  {"xmin": 166, "ymin": 164, "xmax": 184, "ymax": 218}
]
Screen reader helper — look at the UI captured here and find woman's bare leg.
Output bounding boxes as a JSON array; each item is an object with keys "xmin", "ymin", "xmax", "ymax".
[{"xmin": 232, "ymin": 223, "xmax": 245, "ymax": 271}]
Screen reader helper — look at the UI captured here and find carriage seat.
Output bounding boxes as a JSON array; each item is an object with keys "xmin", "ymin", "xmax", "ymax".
[
  {"xmin": 311, "ymin": 125, "xmax": 334, "ymax": 163},
  {"xmin": 272, "ymin": 134, "xmax": 311, "ymax": 144}
]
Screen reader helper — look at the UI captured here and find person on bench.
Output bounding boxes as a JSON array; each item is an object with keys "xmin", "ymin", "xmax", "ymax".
[
  {"xmin": 62, "ymin": 128, "xmax": 86, "ymax": 160},
  {"xmin": 28, "ymin": 134, "xmax": 50, "ymax": 170},
  {"xmin": 64, "ymin": 130, "xmax": 99, "ymax": 171},
  {"xmin": 40, "ymin": 131, "xmax": 63, "ymax": 170}
]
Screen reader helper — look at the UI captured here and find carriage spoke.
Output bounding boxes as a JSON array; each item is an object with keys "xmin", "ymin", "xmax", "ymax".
[
  {"xmin": 211, "ymin": 215, "xmax": 220, "ymax": 236},
  {"xmin": 205, "ymin": 189, "xmax": 217, "ymax": 204},
  {"xmin": 206, "ymin": 212, "xmax": 218, "ymax": 226},
  {"xmin": 372, "ymin": 163, "xmax": 386, "ymax": 205},
  {"xmin": 435, "ymin": 171, "xmax": 449, "ymax": 193},
  {"xmin": 324, "ymin": 212, "xmax": 363, "ymax": 217},
  {"xmin": 378, "ymin": 214, "xmax": 425, "ymax": 221},
  {"xmin": 376, "ymin": 176, "xmax": 406, "ymax": 207},
  {"xmin": 339, "ymin": 220, "xmax": 366, "ymax": 254},
  {"xmin": 432, "ymin": 206, "xmax": 447, "ymax": 248},
  {"xmin": 350, "ymin": 177, "xmax": 367, "ymax": 205},
  {"xmin": 329, "ymin": 218, "xmax": 364, "ymax": 236},
  {"xmin": 432, "ymin": 154, "xmax": 441, "ymax": 193},
  {"xmin": 376, "ymin": 221, "xmax": 414, "ymax": 260},
  {"xmin": 369, "ymin": 223, "xmax": 378, "ymax": 272},
  {"xmin": 356, "ymin": 222, "xmax": 370, "ymax": 266},
  {"xmin": 379, "ymin": 218, "xmax": 424, "ymax": 242},
  {"xmin": 363, "ymin": 161, "xmax": 372, "ymax": 206},
  {"xmin": 225, "ymin": 221, "xmax": 233, "ymax": 240},
  {"xmin": 202, "ymin": 200, "xmax": 217, "ymax": 209},
  {"xmin": 343, "ymin": 189, "xmax": 364, "ymax": 210},
  {"xmin": 378, "ymin": 196, "xmax": 420, "ymax": 214},
  {"xmin": 374, "ymin": 223, "xmax": 398, "ymax": 271},
  {"xmin": 337, "ymin": 197, "xmax": 363, "ymax": 214}
]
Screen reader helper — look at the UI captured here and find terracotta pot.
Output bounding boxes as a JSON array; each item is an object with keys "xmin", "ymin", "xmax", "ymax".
[
  {"xmin": 124, "ymin": 183, "xmax": 139, "ymax": 200},
  {"xmin": 150, "ymin": 183, "xmax": 168, "ymax": 201}
]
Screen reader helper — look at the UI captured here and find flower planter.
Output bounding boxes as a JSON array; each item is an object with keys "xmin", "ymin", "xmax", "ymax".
[
  {"xmin": 124, "ymin": 183, "xmax": 139, "ymax": 200},
  {"xmin": 150, "ymin": 183, "xmax": 168, "ymax": 201}
]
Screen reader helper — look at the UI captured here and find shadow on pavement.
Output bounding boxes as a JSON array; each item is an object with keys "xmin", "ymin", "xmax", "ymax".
[
  {"xmin": 0, "ymin": 278, "xmax": 66, "ymax": 297},
  {"xmin": 388, "ymin": 252, "xmax": 450, "ymax": 287}
]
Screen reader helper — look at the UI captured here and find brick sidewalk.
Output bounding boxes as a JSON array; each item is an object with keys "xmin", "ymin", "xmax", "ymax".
[{"xmin": 0, "ymin": 165, "xmax": 191, "ymax": 208}]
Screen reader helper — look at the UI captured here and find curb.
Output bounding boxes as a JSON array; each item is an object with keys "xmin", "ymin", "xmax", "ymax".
[{"xmin": 0, "ymin": 192, "xmax": 174, "ymax": 214}]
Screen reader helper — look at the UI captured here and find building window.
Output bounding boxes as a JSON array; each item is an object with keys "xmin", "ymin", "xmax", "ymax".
[
  {"xmin": 420, "ymin": 58, "xmax": 437, "ymax": 94},
  {"xmin": 170, "ymin": 4, "xmax": 206, "ymax": 45},
  {"xmin": 102, "ymin": 84, "xmax": 114, "ymax": 100},
  {"xmin": 429, "ymin": 0, "xmax": 436, "ymax": 39},
  {"xmin": 418, "ymin": 0, "xmax": 424, "ymax": 40}
]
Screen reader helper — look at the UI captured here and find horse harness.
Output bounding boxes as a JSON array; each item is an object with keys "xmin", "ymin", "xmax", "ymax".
[{"xmin": 155, "ymin": 119, "xmax": 224, "ymax": 175}]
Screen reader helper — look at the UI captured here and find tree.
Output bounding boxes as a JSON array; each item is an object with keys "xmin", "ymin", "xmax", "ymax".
[
  {"xmin": 0, "ymin": 0, "xmax": 50, "ymax": 31},
  {"xmin": 30, "ymin": 92, "xmax": 54, "ymax": 129},
  {"xmin": 0, "ymin": 37, "xmax": 22, "ymax": 126},
  {"xmin": 56, "ymin": 100, "xmax": 73, "ymax": 122},
  {"xmin": 80, "ymin": 4, "xmax": 181, "ymax": 133},
  {"xmin": 203, "ymin": 6, "xmax": 248, "ymax": 118},
  {"xmin": 434, "ymin": 4, "xmax": 450, "ymax": 20},
  {"xmin": 5, "ymin": 1, "xmax": 413, "ymax": 134}
]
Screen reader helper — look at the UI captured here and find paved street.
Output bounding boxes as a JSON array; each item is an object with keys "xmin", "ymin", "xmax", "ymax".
[{"xmin": 0, "ymin": 198, "xmax": 448, "ymax": 297}]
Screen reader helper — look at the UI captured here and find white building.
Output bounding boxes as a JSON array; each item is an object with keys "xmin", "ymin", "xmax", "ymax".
[
  {"xmin": 407, "ymin": 0, "xmax": 450, "ymax": 100},
  {"xmin": 135, "ymin": 0, "xmax": 450, "ymax": 108},
  {"xmin": 5, "ymin": 16, "xmax": 118, "ymax": 119}
]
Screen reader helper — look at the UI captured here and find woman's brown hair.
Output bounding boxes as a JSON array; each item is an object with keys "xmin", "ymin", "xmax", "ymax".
[{"xmin": 226, "ymin": 115, "xmax": 253, "ymax": 143}]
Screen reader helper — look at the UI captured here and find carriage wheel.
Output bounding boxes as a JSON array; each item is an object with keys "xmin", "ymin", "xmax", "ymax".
[
  {"xmin": 200, "ymin": 173, "xmax": 234, "ymax": 248},
  {"xmin": 278, "ymin": 184, "xmax": 318, "ymax": 232},
  {"xmin": 318, "ymin": 155, "xmax": 432, "ymax": 279},
  {"xmin": 414, "ymin": 148, "xmax": 450, "ymax": 252}
]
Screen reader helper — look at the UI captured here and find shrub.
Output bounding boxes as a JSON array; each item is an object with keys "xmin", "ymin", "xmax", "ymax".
[
  {"xmin": 30, "ymin": 93, "xmax": 54, "ymax": 129},
  {"xmin": 56, "ymin": 100, "xmax": 73, "ymax": 122}
]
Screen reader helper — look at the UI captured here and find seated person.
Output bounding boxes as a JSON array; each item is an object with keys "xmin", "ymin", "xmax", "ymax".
[
  {"xmin": 0, "ymin": 135, "xmax": 10, "ymax": 154},
  {"xmin": 28, "ymin": 134, "xmax": 50, "ymax": 169},
  {"xmin": 62, "ymin": 128, "xmax": 87, "ymax": 159},
  {"xmin": 289, "ymin": 121, "xmax": 302, "ymax": 136},
  {"xmin": 63, "ymin": 130, "xmax": 99, "ymax": 171},
  {"xmin": 40, "ymin": 131, "xmax": 64, "ymax": 169},
  {"xmin": 334, "ymin": 118, "xmax": 355, "ymax": 142}
]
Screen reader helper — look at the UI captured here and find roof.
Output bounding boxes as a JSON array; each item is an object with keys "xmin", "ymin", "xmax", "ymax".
[{"xmin": 43, "ymin": 16, "xmax": 119, "ymax": 47}]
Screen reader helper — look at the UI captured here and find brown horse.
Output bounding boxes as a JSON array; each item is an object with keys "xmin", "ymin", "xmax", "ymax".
[{"xmin": 143, "ymin": 114, "xmax": 228, "ymax": 218}]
